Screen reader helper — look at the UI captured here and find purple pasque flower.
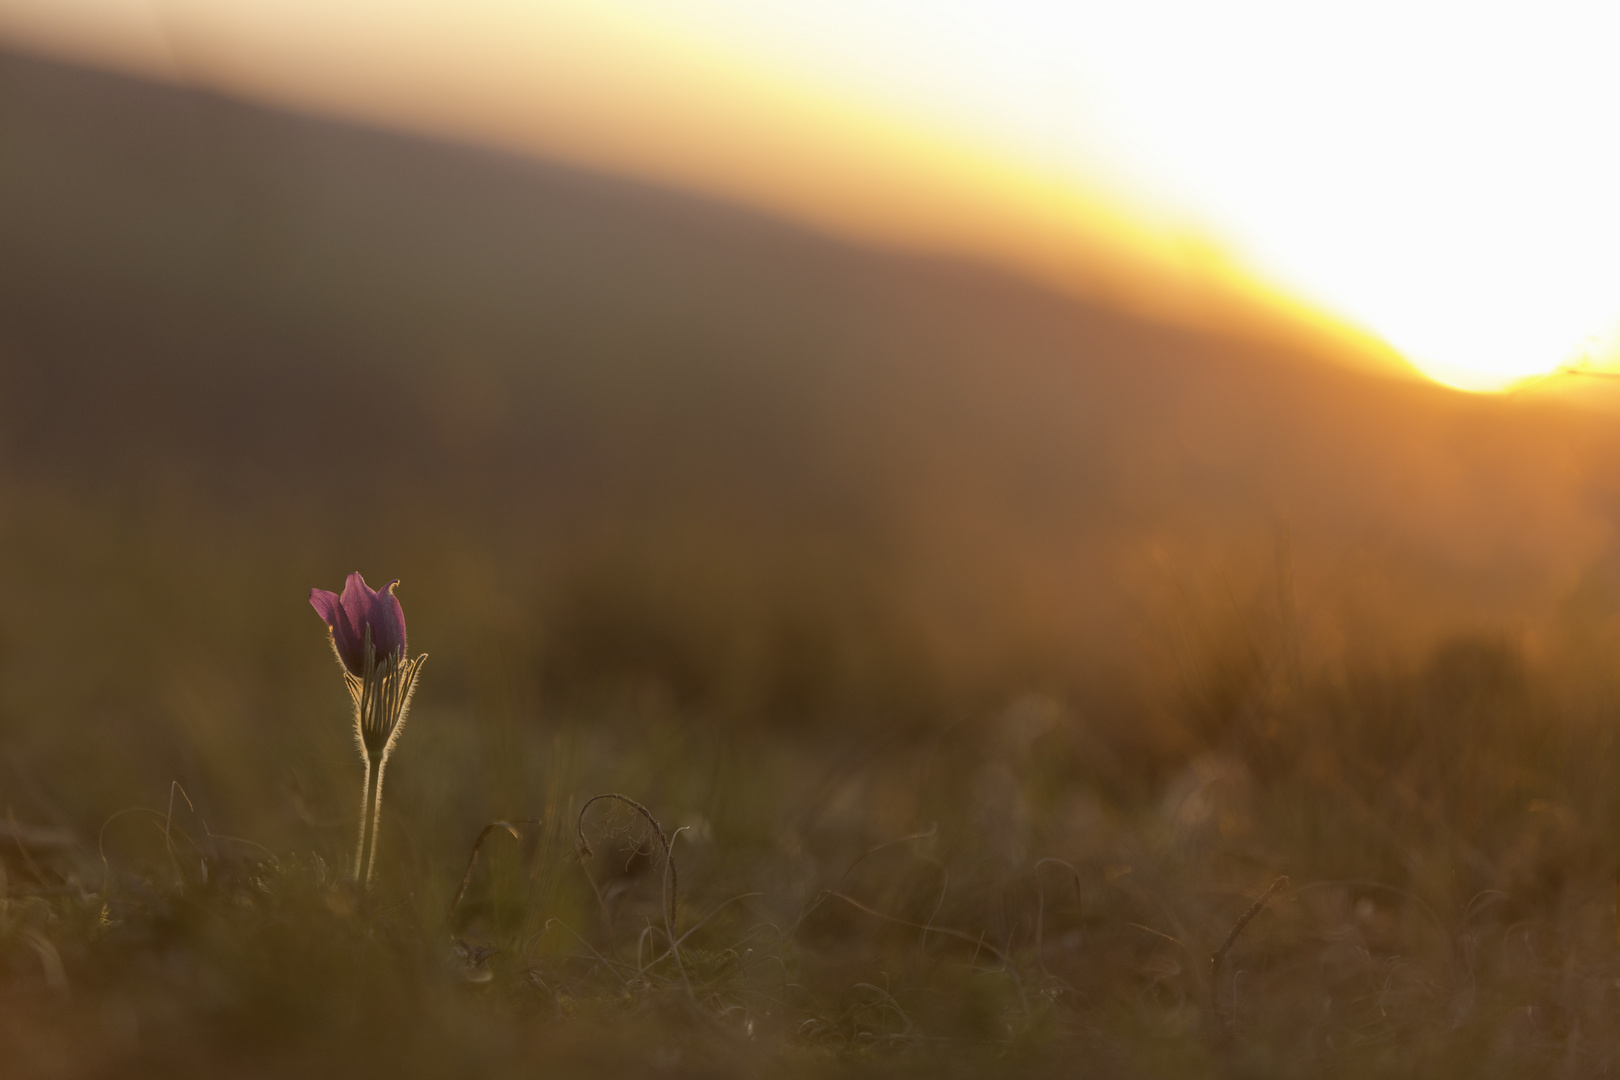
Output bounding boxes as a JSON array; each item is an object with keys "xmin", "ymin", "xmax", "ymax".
[
  {"xmin": 309, "ymin": 571, "xmax": 408, "ymax": 676},
  {"xmin": 309, "ymin": 571, "xmax": 427, "ymax": 890}
]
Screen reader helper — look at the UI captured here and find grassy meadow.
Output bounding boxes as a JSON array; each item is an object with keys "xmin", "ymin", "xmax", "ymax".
[{"xmin": 4, "ymin": 49, "xmax": 1620, "ymax": 1077}]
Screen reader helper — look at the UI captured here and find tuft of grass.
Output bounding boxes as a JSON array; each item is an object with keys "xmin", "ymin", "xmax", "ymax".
[{"xmin": 3, "ymin": 633, "xmax": 1620, "ymax": 1079}]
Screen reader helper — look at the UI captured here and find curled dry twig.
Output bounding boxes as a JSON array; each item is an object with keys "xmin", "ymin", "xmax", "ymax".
[
  {"xmin": 575, "ymin": 793, "xmax": 679, "ymax": 931},
  {"xmin": 575, "ymin": 795, "xmax": 692, "ymax": 997},
  {"xmin": 1211, "ymin": 874, "xmax": 1289, "ymax": 1037},
  {"xmin": 576, "ymin": 793, "xmax": 683, "ymax": 932}
]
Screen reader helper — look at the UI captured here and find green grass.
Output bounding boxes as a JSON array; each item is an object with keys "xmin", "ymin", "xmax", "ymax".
[{"xmin": 3, "ymin": 626, "xmax": 1618, "ymax": 1078}]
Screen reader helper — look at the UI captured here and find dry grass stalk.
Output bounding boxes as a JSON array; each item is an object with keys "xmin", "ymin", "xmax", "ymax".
[
  {"xmin": 447, "ymin": 820, "xmax": 525, "ymax": 921},
  {"xmin": 1211, "ymin": 874, "xmax": 1289, "ymax": 1037}
]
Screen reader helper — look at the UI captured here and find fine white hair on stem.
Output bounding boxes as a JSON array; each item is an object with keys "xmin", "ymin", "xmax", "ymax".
[
  {"xmin": 354, "ymin": 758, "xmax": 372, "ymax": 886},
  {"xmin": 340, "ymin": 625, "xmax": 427, "ymax": 888}
]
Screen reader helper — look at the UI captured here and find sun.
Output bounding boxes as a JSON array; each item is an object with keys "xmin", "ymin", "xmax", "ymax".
[
  {"xmin": 1353, "ymin": 310, "xmax": 1620, "ymax": 395},
  {"xmin": 1026, "ymin": 0, "xmax": 1620, "ymax": 395}
]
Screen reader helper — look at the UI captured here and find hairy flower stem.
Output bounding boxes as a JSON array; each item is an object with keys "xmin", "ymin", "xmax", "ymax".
[
  {"xmin": 353, "ymin": 751, "xmax": 390, "ymax": 888},
  {"xmin": 355, "ymin": 757, "xmax": 374, "ymax": 885},
  {"xmin": 364, "ymin": 753, "xmax": 390, "ymax": 887},
  {"xmin": 341, "ymin": 626, "xmax": 426, "ymax": 891}
]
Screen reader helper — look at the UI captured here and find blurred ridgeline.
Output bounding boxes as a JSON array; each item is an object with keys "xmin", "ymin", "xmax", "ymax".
[{"xmin": 1, "ymin": 47, "xmax": 1619, "ymax": 820}]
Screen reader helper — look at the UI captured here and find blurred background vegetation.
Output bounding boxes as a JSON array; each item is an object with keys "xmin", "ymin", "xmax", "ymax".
[{"xmin": 4, "ymin": 49, "xmax": 1620, "ymax": 1077}]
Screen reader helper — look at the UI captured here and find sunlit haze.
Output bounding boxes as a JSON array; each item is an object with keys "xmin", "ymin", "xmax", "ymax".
[
  {"xmin": 3, "ymin": 0, "xmax": 1618, "ymax": 390},
  {"xmin": 15, "ymin": 2, "xmax": 1620, "ymax": 1070}
]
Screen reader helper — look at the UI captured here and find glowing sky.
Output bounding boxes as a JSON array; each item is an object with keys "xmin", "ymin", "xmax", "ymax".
[
  {"xmin": 3, "ymin": 0, "xmax": 1618, "ymax": 391},
  {"xmin": 639, "ymin": 0, "xmax": 1620, "ymax": 392}
]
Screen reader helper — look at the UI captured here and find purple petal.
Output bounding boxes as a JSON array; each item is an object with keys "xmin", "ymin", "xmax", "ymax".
[
  {"xmin": 313, "ymin": 572, "xmax": 409, "ymax": 676},
  {"xmin": 338, "ymin": 572, "xmax": 374, "ymax": 637},
  {"xmin": 310, "ymin": 586, "xmax": 364, "ymax": 672},
  {"xmin": 309, "ymin": 588, "xmax": 341, "ymax": 628},
  {"xmin": 370, "ymin": 579, "xmax": 407, "ymax": 662}
]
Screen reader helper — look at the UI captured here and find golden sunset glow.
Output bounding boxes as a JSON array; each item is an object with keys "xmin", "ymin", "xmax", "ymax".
[{"xmin": 2, "ymin": 0, "xmax": 1617, "ymax": 391}]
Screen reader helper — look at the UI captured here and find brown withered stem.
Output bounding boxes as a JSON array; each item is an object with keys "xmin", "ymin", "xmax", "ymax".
[{"xmin": 1211, "ymin": 874, "xmax": 1289, "ymax": 1037}]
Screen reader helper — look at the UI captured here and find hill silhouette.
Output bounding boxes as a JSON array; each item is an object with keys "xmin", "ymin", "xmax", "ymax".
[{"xmin": 0, "ymin": 47, "xmax": 1616, "ymax": 815}]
